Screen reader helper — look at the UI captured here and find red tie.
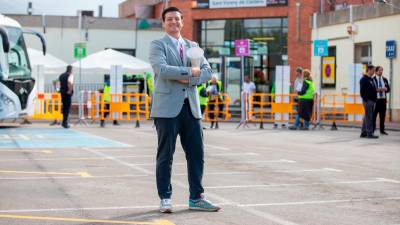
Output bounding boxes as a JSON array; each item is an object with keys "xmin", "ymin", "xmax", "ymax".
[{"xmin": 179, "ymin": 43, "xmax": 183, "ymax": 61}]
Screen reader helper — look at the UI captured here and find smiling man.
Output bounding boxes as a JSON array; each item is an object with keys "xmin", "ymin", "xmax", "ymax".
[{"xmin": 149, "ymin": 7, "xmax": 220, "ymax": 213}]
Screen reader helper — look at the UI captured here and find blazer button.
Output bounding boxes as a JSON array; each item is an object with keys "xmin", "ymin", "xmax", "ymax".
[{"xmin": 182, "ymin": 88, "xmax": 186, "ymax": 91}]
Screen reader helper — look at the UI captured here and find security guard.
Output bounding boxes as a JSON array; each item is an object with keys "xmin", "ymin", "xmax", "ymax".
[
  {"xmin": 100, "ymin": 83, "xmax": 119, "ymax": 127},
  {"xmin": 290, "ymin": 69, "xmax": 314, "ymax": 130}
]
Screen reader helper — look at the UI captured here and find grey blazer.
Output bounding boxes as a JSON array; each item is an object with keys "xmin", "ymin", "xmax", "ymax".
[{"xmin": 149, "ymin": 35, "xmax": 213, "ymax": 119}]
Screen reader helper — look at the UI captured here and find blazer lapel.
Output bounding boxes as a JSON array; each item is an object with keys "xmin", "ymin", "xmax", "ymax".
[
  {"xmin": 163, "ymin": 35, "xmax": 182, "ymax": 66},
  {"xmin": 183, "ymin": 40, "xmax": 192, "ymax": 67}
]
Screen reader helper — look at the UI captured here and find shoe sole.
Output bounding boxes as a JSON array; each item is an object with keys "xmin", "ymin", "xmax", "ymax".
[
  {"xmin": 160, "ymin": 208, "xmax": 172, "ymax": 213},
  {"xmin": 189, "ymin": 206, "xmax": 220, "ymax": 212}
]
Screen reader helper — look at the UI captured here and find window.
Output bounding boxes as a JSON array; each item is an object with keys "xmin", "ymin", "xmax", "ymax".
[{"xmin": 354, "ymin": 42, "xmax": 372, "ymax": 65}]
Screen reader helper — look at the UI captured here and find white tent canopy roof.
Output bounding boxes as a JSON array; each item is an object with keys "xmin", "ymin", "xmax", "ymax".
[
  {"xmin": 71, "ymin": 49, "xmax": 152, "ymax": 74},
  {"xmin": 28, "ymin": 48, "xmax": 68, "ymax": 72}
]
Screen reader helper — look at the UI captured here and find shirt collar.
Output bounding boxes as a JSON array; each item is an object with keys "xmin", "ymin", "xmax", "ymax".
[{"xmin": 167, "ymin": 34, "xmax": 184, "ymax": 46}]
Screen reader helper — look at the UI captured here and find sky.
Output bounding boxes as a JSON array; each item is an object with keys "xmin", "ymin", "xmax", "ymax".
[{"xmin": 0, "ymin": 0, "xmax": 126, "ymax": 17}]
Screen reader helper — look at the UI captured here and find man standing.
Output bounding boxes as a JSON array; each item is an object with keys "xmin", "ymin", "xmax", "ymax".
[
  {"xmin": 59, "ymin": 65, "xmax": 73, "ymax": 129},
  {"xmin": 149, "ymin": 7, "xmax": 220, "ymax": 213},
  {"xmin": 243, "ymin": 75, "xmax": 256, "ymax": 95},
  {"xmin": 373, "ymin": 66, "xmax": 390, "ymax": 135},
  {"xmin": 360, "ymin": 65, "xmax": 378, "ymax": 139}
]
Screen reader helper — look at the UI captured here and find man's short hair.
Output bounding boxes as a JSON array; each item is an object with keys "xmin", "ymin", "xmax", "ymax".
[
  {"xmin": 375, "ymin": 66, "xmax": 382, "ymax": 72},
  {"xmin": 162, "ymin": 7, "xmax": 182, "ymax": 22},
  {"xmin": 366, "ymin": 65, "xmax": 375, "ymax": 72},
  {"xmin": 296, "ymin": 66, "xmax": 303, "ymax": 73}
]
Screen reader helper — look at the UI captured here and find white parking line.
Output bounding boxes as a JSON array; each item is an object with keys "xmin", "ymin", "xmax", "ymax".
[
  {"xmin": 0, "ymin": 171, "xmax": 252, "ymax": 180},
  {"xmin": 0, "ymin": 155, "xmax": 155, "ymax": 162},
  {"xmin": 238, "ymin": 196, "xmax": 400, "ymax": 207},
  {"xmin": 376, "ymin": 178, "xmax": 400, "ymax": 183},
  {"xmin": 19, "ymin": 134, "xmax": 30, "ymax": 140},
  {"xmin": 209, "ymin": 152, "xmax": 259, "ymax": 156},
  {"xmin": 0, "ymin": 134, "xmax": 11, "ymax": 139},
  {"xmin": 277, "ymin": 168, "xmax": 342, "ymax": 173},
  {"xmin": 205, "ymin": 178, "xmax": 392, "ymax": 189},
  {"xmin": 205, "ymin": 144, "xmax": 231, "ymax": 151},
  {"xmin": 82, "ymin": 147, "xmax": 299, "ymax": 225},
  {"xmin": 234, "ymin": 159, "xmax": 296, "ymax": 164},
  {"xmin": 82, "ymin": 148, "xmax": 152, "ymax": 175}
]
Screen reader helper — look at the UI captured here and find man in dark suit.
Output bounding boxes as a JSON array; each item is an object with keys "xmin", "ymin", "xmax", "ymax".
[
  {"xmin": 59, "ymin": 65, "xmax": 73, "ymax": 129},
  {"xmin": 360, "ymin": 65, "xmax": 378, "ymax": 139},
  {"xmin": 373, "ymin": 66, "xmax": 390, "ymax": 135},
  {"xmin": 149, "ymin": 7, "xmax": 220, "ymax": 213}
]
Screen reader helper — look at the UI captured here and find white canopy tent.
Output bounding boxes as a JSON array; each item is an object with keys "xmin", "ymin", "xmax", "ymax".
[
  {"xmin": 28, "ymin": 48, "xmax": 68, "ymax": 73},
  {"xmin": 71, "ymin": 48, "xmax": 152, "ymax": 74}
]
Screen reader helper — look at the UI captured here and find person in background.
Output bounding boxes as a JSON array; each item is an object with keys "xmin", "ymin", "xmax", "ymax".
[
  {"xmin": 373, "ymin": 66, "xmax": 390, "ymax": 135},
  {"xmin": 360, "ymin": 65, "xmax": 379, "ymax": 139},
  {"xmin": 59, "ymin": 65, "xmax": 73, "ymax": 129},
  {"xmin": 197, "ymin": 83, "xmax": 208, "ymax": 129},
  {"xmin": 289, "ymin": 69, "xmax": 315, "ymax": 130},
  {"xmin": 207, "ymin": 74, "xmax": 223, "ymax": 129},
  {"xmin": 99, "ymin": 81, "xmax": 120, "ymax": 127}
]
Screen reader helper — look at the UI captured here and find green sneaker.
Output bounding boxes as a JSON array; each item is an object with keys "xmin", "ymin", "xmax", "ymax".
[{"xmin": 189, "ymin": 194, "xmax": 221, "ymax": 212}]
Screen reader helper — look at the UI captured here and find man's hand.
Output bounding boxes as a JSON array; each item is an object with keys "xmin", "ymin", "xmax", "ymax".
[{"xmin": 191, "ymin": 67, "xmax": 201, "ymax": 77}]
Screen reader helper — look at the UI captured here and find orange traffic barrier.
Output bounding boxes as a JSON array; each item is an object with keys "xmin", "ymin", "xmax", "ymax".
[
  {"xmin": 204, "ymin": 93, "xmax": 231, "ymax": 122},
  {"xmin": 320, "ymin": 94, "xmax": 364, "ymax": 124},
  {"xmin": 91, "ymin": 93, "xmax": 150, "ymax": 122},
  {"xmin": 248, "ymin": 93, "xmax": 298, "ymax": 123},
  {"xmin": 31, "ymin": 93, "xmax": 62, "ymax": 120}
]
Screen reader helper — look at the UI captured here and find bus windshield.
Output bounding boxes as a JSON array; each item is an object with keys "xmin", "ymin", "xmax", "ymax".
[{"xmin": 5, "ymin": 26, "xmax": 31, "ymax": 79}]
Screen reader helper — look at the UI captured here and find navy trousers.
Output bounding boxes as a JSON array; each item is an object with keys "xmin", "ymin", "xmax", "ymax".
[{"xmin": 154, "ymin": 101, "xmax": 204, "ymax": 200}]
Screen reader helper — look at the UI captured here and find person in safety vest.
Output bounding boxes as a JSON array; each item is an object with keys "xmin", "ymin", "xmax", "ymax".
[
  {"xmin": 197, "ymin": 83, "xmax": 208, "ymax": 129},
  {"xmin": 289, "ymin": 69, "xmax": 315, "ymax": 130},
  {"xmin": 206, "ymin": 74, "xmax": 223, "ymax": 129},
  {"xmin": 138, "ymin": 72, "xmax": 154, "ymax": 96},
  {"xmin": 99, "ymin": 81, "xmax": 119, "ymax": 127}
]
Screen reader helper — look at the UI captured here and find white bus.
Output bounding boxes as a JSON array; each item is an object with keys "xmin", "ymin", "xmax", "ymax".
[{"xmin": 0, "ymin": 14, "xmax": 46, "ymax": 122}]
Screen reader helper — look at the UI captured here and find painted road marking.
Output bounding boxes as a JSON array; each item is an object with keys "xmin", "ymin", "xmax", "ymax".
[
  {"xmin": 376, "ymin": 178, "xmax": 400, "ymax": 183},
  {"xmin": 238, "ymin": 196, "xmax": 400, "ymax": 207},
  {"xmin": 82, "ymin": 148, "xmax": 300, "ymax": 225},
  {"xmin": 0, "ymin": 128, "xmax": 131, "ymax": 149},
  {"xmin": 2, "ymin": 196, "xmax": 400, "ymax": 213},
  {"xmin": 0, "ymin": 214, "xmax": 175, "ymax": 225},
  {"xmin": 205, "ymin": 144, "xmax": 231, "ymax": 151},
  {"xmin": 0, "ymin": 154, "xmax": 154, "ymax": 162},
  {"xmin": 0, "ymin": 150, "xmax": 52, "ymax": 154},
  {"xmin": 234, "ymin": 159, "xmax": 296, "ymax": 164},
  {"xmin": 0, "ymin": 170, "xmax": 92, "ymax": 177},
  {"xmin": 209, "ymin": 152, "xmax": 259, "ymax": 156},
  {"xmin": 0, "ymin": 171, "xmax": 252, "ymax": 180},
  {"xmin": 83, "ymin": 148, "xmax": 153, "ymax": 175},
  {"xmin": 277, "ymin": 168, "xmax": 342, "ymax": 173},
  {"xmin": 205, "ymin": 178, "xmax": 395, "ymax": 189}
]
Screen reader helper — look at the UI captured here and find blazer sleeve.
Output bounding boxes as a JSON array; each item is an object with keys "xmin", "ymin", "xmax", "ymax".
[{"xmin": 149, "ymin": 40, "xmax": 192, "ymax": 80}]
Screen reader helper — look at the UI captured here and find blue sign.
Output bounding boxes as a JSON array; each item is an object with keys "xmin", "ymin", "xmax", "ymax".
[
  {"xmin": 313, "ymin": 40, "xmax": 328, "ymax": 57},
  {"xmin": 386, "ymin": 40, "xmax": 396, "ymax": 59}
]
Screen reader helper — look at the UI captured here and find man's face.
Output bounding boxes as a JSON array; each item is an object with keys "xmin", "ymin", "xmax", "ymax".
[
  {"xmin": 367, "ymin": 68, "xmax": 375, "ymax": 77},
  {"xmin": 211, "ymin": 77, "xmax": 217, "ymax": 83},
  {"xmin": 163, "ymin": 11, "xmax": 183, "ymax": 36},
  {"xmin": 376, "ymin": 67, "xmax": 383, "ymax": 76},
  {"xmin": 244, "ymin": 76, "xmax": 249, "ymax": 83}
]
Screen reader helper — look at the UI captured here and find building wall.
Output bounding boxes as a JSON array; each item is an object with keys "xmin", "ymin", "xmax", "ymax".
[{"xmin": 311, "ymin": 14, "xmax": 400, "ymax": 121}]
